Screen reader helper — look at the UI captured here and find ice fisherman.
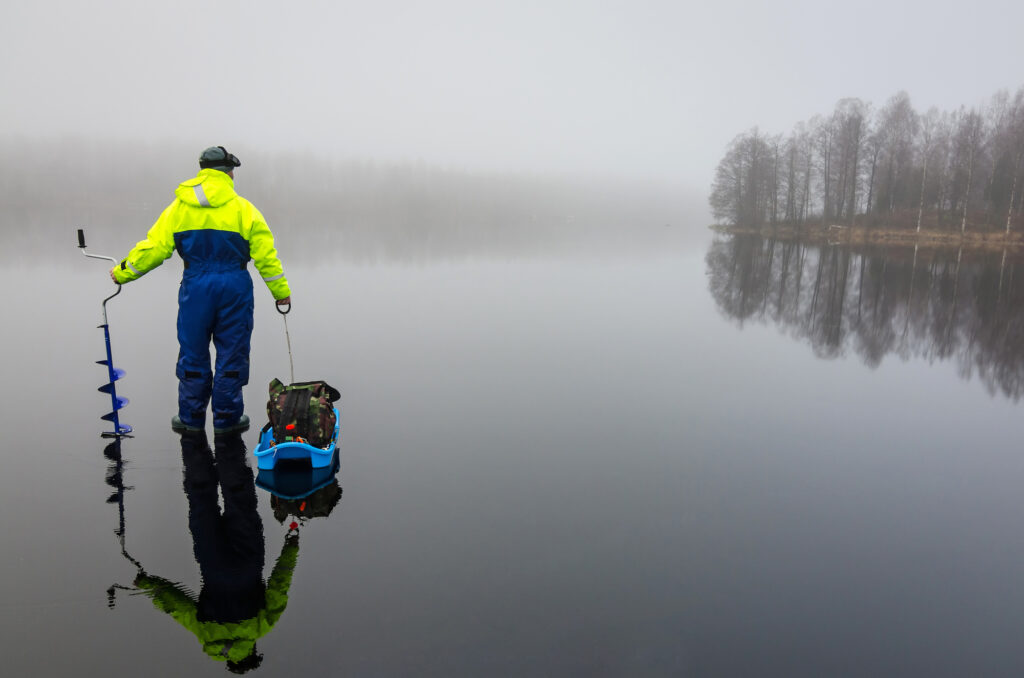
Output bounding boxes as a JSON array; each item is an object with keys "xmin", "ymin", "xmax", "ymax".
[{"xmin": 110, "ymin": 146, "xmax": 291, "ymax": 433}]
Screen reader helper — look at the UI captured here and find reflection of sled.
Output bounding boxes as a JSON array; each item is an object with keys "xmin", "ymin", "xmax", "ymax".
[
  {"xmin": 256, "ymin": 450, "xmax": 340, "ymax": 500},
  {"xmin": 253, "ymin": 408, "xmax": 340, "ymax": 471},
  {"xmin": 256, "ymin": 450, "xmax": 342, "ymax": 526}
]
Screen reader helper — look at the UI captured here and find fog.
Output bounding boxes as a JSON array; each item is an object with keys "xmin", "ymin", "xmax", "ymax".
[
  {"xmin": 1, "ymin": 138, "xmax": 704, "ymax": 263},
  {"xmin": 4, "ymin": 0, "xmax": 1023, "ymax": 195}
]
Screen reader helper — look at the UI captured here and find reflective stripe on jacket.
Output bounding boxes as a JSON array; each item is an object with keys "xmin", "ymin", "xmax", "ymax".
[{"xmin": 113, "ymin": 169, "xmax": 291, "ymax": 300}]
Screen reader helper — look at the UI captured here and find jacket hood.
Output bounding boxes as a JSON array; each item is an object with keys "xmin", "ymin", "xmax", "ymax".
[
  {"xmin": 204, "ymin": 637, "xmax": 257, "ymax": 662},
  {"xmin": 176, "ymin": 168, "xmax": 237, "ymax": 208}
]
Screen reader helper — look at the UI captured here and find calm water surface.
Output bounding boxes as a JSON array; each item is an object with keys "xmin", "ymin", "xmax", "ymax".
[{"xmin": 3, "ymin": 231, "xmax": 1024, "ymax": 676}]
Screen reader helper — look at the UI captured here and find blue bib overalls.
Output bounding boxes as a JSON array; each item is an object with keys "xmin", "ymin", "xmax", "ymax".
[{"xmin": 176, "ymin": 231, "xmax": 254, "ymax": 429}]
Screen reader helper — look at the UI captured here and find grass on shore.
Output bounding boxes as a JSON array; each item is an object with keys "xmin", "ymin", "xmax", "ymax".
[{"xmin": 712, "ymin": 211, "xmax": 1024, "ymax": 252}]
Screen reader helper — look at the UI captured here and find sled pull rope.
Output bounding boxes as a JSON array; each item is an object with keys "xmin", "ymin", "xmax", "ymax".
[{"xmin": 277, "ymin": 301, "xmax": 295, "ymax": 384}]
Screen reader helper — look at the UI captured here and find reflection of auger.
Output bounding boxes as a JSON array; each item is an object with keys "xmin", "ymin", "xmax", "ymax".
[
  {"xmin": 102, "ymin": 440, "xmax": 146, "ymax": 610},
  {"xmin": 77, "ymin": 229, "xmax": 132, "ymax": 438},
  {"xmin": 103, "ymin": 438, "xmax": 142, "ymax": 608}
]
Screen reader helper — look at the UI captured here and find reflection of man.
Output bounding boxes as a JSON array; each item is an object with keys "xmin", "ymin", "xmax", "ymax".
[{"xmin": 134, "ymin": 431, "xmax": 298, "ymax": 672}]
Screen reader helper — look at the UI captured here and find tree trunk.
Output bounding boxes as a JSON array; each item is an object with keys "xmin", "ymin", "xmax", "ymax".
[
  {"xmin": 961, "ymin": 142, "xmax": 975, "ymax": 234},
  {"xmin": 823, "ymin": 135, "xmax": 832, "ymax": 220},
  {"xmin": 786, "ymin": 146, "xmax": 797, "ymax": 222},
  {"xmin": 771, "ymin": 144, "xmax": 779, "ymax": 227},
  {"xmin": 801, "ymin": 151, "xmax": 812, "ymax": 227},
  {"xmin": 866, "ymin": 146, "xmax": 879, "ymax": 217},
  {"xmin": 849, "ymin": 129, "xmax": 861, "ymax": 226},
  {"xmin": 887, "ymin": 158, "xmax": 896, "ymax": 213},
  {"xmin": 917, "ymin": 158, "xmax": 928, "ymax": 233},
  {"xmin": 1005, "ymin": 150, "xmax": 1021, "ymax": 235}
]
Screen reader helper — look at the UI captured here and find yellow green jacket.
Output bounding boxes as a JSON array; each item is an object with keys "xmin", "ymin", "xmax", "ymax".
[
  {"xmin": 134, "ymin": 539, "xmax": 299, "ymax": 664},
  {"xmin": 112, "ymin": 169, "xmax": 291, "ymax": 300}
]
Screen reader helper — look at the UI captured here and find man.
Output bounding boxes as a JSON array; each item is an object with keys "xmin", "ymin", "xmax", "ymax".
[{"xmin": 111, "ymin": 146, "xmax": 291, "ymax": 433}]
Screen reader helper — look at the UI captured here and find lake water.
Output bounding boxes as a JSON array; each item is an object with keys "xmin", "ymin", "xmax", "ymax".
[{"xmin": 4, "ymin": 228, "xmax": 1024, "ymax": 676}]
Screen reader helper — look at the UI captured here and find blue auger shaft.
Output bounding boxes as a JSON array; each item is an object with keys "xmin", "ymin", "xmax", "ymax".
[{"xmin": 79, "ymin": 228, "xmax": 132, "ymax": 437}]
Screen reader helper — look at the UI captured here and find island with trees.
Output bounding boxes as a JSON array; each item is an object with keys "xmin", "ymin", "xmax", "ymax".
[{"xmin": 710, "ymin": 87, "xmax": 1024, "ymax": 250}]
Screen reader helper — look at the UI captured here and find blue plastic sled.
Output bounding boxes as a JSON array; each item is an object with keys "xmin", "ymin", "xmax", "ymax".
[
  {"xmin": 254, "ymin": 407, "xmax": 340, "ymax": 470},
  {"xmin": 256, "ymin": 449, "xmax": 339, "ymax": 499}
]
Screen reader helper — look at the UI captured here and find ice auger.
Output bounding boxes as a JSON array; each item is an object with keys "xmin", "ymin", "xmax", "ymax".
[{"xmin": 78, "ymin": 229, "xmax": 132, "ymax": 438}]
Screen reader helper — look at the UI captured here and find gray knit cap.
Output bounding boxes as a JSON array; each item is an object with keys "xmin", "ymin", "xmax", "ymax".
[{"xmin": 199, "ymin": 146, "xmax": 241, "ymax": 172}]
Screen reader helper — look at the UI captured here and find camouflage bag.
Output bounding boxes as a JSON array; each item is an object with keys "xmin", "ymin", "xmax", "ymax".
[{"xmin": 267, "ymin": 379, "xmax": 341, "ymax": 448}]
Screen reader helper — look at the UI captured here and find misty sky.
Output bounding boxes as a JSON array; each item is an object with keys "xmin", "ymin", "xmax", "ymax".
[{"xmin": 3, "ymin": 0, "xmax": 1023, "ymax": 191}]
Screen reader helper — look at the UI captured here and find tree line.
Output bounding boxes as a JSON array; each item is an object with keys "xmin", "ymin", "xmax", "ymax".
[{"xmin": 710, "ymin": 87, "xmax": 1024, "ymax": 234}]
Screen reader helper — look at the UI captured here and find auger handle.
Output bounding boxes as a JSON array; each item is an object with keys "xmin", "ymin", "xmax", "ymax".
[{"xmin": 77, "ymin": 227, "xmax": 117, "ymax": 265}]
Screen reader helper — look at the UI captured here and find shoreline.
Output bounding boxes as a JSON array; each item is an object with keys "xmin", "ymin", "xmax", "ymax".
[{"xmin": 710, "ymin": 223, "xmax": 1024, "ymax": 252}]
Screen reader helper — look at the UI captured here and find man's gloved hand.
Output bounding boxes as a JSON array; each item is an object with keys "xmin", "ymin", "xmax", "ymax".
[
  {"xmin": 109, "ymin": 267, "xmax": 118, "ymax": 283},
  {"xmin": 276, "ymin": 296, "xmax": 291, "ymax": 307}
]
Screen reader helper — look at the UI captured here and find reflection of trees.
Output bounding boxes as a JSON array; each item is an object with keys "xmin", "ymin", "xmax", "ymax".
[{"xmin": 707, "ymin": 235, "xmax": 1024, "ymax": 400}]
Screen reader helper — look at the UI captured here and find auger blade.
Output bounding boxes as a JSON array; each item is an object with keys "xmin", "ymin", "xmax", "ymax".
[
  {"xmin": 98, "ymin": 374, "xmax": 126, "ymax": 393},
  {"xmin": 101, "ymin": 368, "xmax": 127, "ymax": 382},
  {"xmin": 101, "ymin": 399, "xmax": 130, "ymax": 421}
]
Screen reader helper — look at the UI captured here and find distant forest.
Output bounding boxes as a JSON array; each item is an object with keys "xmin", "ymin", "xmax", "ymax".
[
  {"xmin": 0, "ymin": 138, "xmax": 689, "ymax": 262},
  {"xmin": 710, "ymin": 87, "xmax": 1024, "ymax": 234}
]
